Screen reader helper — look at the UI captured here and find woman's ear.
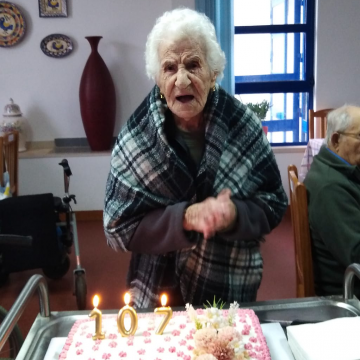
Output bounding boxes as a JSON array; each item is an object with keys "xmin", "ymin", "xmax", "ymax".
[{"xmin": 211, "ymin": 72, "xmax": 218, "ymax": 88}]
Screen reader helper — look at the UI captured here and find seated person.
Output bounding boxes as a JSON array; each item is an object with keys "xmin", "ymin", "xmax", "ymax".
[
  {"xmin": 304, "ymin": 105, "xmax": 360, "ymax": 297},
  {"xmin": 104, "ymin": 8, "xmax": 287, "ymax": 308}
]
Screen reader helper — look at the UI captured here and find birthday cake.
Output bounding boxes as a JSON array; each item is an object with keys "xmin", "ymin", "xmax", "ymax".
[{"xmin": 59, "ymin": 303, "xmax": 270, "ymax": 360}]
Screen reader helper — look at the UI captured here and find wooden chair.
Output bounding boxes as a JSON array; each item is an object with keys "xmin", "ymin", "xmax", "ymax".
[
  {"xmin": 308, "ymin": 108, "xmax": 333, "ymax": 139},
  {"xmin": 0, "ymin": 136, "xmax": 4, "ymax": 188},
  {"xmin": 2, "ymin": 131, "xmax": 19, "ymax": 197},
  {"xmin": 287, "ymin": 164, "xmax": 315, "ymax": 297}
]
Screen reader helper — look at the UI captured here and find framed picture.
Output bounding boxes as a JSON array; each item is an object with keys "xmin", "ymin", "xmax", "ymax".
[{"xmin": 38, "ymin": 0, "xmax": 67, "ymax": 18}]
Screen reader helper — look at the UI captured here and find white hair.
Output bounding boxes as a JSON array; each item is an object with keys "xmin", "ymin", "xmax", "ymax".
[
  {"xmin": 145, "ymin": 8, "xmax": 226, "ymax": 82},
  {"xmin": 325, "ymin": 105, "xmax": 355, "ymax": 145}
]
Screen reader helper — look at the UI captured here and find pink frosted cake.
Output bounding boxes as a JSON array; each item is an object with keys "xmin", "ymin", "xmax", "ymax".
[{"xmin": 59, "ymin": 307, "xmax": 270, "ymax": 360}]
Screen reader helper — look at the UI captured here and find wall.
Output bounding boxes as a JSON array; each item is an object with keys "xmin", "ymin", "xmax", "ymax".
[
  {"xmin": 19, "ymin": 154, "xmax": 111, "ymax": 211},
  {"xmin": 5, "ymin": 0, "xmax": 360, "ymax": 210},
  {"xmin": 1, "ymin": 0, "xmax": 194, "ymax": 141},
  {"xmin": 314, "ymin": 0, "xmax": 360, "ymax": 109},
  {"xmin": 3, "ymin": 0, "xmax": 195, "ymax": 210}
]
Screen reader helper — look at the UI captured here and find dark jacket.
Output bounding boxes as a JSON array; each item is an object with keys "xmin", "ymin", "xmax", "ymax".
[{"xmin": 304, "ymin": 145, "xmax": 360, "ymax": 297}]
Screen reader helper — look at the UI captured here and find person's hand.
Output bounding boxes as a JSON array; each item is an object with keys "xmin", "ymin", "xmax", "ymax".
[
  {"xmin": 183, "ymin": 189, "xmax": 237, "ymax": 239},
  {"xmin": 183, "ymin": 197, "xmax": 219, "ymax": 239},
  {"xmin": 215, "ymin": 189, "xmax": 237, "ymax": 232}
]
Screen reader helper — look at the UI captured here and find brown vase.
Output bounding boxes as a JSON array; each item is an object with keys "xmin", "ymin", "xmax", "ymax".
[{"xmin": 79, "ymin": 36, "xmax": 116, "ymax": 151}]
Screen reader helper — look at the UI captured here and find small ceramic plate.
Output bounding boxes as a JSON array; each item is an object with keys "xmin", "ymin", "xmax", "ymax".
[
  {"xmin": 40, "ymin": 33, "xmax": 73, "ymax": 58},
  {"xmin": 0, "ymin": 1, "xmax": 26, "ymax": 47}
]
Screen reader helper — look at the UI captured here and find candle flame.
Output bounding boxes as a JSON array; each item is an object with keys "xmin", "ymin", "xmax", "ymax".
[
  {"xmin": 124, "ymin": 292, "xmax": 130, "ymax": 305},
  {"xmin": 161, "ymin": 294, "xmax": 167, "ymax": 307},
  {"xmin": 93, "ymin": 295, "xmax": 99, "ymax": 308}
]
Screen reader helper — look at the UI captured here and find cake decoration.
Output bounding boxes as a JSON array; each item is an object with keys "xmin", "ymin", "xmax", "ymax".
[
  {"xmin": 186, "ymin": 299, "xmax": 245, "ymax": 359},
  {"xmin": 59, "ymin": 299, "xmax": 271, "ymax": 360},
  {"xmin": 117, "ymin": 292, "xmax": 138, "ymax": 336},
  {"xmin": 88, "ymin": 295, "xmax": 105, "ymax": 340},
  {"xmin": 154, "ymin": 293, "xmax": 173, "ymax": 334}
]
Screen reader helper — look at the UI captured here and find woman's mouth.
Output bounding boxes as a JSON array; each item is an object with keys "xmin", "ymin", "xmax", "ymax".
[{"xmin": 176, "ymin": 95, "xmax": 194, "ymax": 103}]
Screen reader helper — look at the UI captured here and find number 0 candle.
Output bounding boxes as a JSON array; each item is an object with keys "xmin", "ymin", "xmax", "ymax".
[
  {"xmin": 89, "ymin": 295, "xmax": 105, "ymax": 340},
  {"xmin": 117, "ymin": 292, "xmax": 138, "ymax": 337},
  {"xmin": 154, "ymin": 294, "xmax": 173, "ymax": 335}
]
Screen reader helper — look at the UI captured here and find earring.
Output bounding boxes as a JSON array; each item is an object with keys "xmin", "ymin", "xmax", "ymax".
[
  {"xmin": 160, "ymin": 93, "xmax": 164, "ymax": 99},
  {"xmin": 212, "ymin": 85, "xmax": 216, "ymax": 92}
]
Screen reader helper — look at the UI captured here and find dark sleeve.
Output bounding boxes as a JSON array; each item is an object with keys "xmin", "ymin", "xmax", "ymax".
[
  {"xmin": 219, "ymin": 198, "xmax": 271, "ymax": 241},
  {"xmin": 309, "ymin": 184, "xmax": 360, "ymax": 267},
  {"xmin": 128, "ymin": 201, "xmax": 197, "ymax": 254}
]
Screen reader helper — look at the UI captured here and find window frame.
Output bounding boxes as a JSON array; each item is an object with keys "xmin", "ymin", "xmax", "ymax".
[{"xmin": 196, "ymin": 0, "xmax": 316, "ymax": 146}]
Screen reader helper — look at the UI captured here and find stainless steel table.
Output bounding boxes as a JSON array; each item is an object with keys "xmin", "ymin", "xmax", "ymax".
[{"xmin": 2, "ymin": 275, "xmax": 360, "ymax": 360}]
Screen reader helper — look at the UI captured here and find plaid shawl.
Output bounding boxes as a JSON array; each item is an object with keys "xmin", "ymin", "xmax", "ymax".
[{"xmin": 104, "ymin": 85, "xmax": 287, "ymax": 308}]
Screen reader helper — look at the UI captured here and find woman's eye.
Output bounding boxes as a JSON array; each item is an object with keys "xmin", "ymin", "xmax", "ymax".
[
  {"xmin": 188, "ymin": 61, "xmax": 199, "ymax": 70},
  {"xmin": 165, "ymin": 64, "xmax": 175, "ymax": 72}
]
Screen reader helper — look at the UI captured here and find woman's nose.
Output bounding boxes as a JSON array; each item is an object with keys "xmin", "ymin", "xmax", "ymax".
[{"xmin": 175, "ymin": 69, "xmax": 191, "ymax": 89}]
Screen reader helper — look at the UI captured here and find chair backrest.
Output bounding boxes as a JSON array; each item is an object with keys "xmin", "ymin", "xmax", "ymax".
[
  {"xmin": 308, "ymin": 108, "xmax": 333, "ymax": 139},
  {"xmin": 0, "ymin": 136, "xmax": 4, "ymax": 187},
  {"xmin": 287, "ymin": 164, "xmax": 315, "ymax": 297},
  {"xmin": 3, "ymin": 131, "xmax": 19, "ymax": 197}
]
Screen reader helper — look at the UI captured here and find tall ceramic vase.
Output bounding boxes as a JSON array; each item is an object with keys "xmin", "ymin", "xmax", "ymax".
[{"xmin": 79, "ymin": 36, "xmax": 116, "ymax": 151}]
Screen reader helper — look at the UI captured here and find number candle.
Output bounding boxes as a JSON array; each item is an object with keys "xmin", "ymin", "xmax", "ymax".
[
  {"xmin": 89, "ymin": 295, "xmax": 105, "ymax": 340},
  {"xmin": 154, "ymin": 294, "xmax": 173, "ymax": 335},
  {"xmin": 117, "ymin": 292, "xmax": 138, "ymax": 337}
]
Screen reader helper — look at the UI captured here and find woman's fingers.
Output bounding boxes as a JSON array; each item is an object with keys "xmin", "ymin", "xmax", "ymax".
[
  {"xmin": 183, "ymin": 192, "xmax": 236, "ymax": 238},
  {"xmin": 217, "ymin": 188, "xmax": 231, "ymax": 201}
]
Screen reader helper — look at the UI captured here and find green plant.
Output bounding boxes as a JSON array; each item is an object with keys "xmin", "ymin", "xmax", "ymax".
[
  {"xmin": 204, "ymin": 296, "xmax": 226, "ymax": 309},
  {"xmin": 246, "ymin": 100, "xmax": 270, "ymax": 121}
]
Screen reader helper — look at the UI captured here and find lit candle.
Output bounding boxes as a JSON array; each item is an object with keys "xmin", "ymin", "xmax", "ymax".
[
  {"xmin": 154, "ymin": 294, "xmax": 173, "ymax": 335},
  {"xmin": 89, "ymin": 295, "xmax": 105, "ymax": 340},
  {"xmin": 117, "ymin": 292, "xmax": 138, "ymax": 337}
]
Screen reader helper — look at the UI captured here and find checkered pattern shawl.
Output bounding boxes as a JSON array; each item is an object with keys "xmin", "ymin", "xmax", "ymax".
[{"xmin": 104, "ymin": 85, "xmax": 287, "ymax": 308}]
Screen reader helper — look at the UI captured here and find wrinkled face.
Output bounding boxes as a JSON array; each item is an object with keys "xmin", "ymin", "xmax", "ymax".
[
  {"xmin": 156, "ymin": 38, "xmax": 216, "ymax": 127},
  {"xmin": 335, "ymin": 110, "xmax": 360, "ymax": 166}
]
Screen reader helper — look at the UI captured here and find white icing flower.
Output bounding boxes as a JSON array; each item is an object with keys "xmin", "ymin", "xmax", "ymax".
[
  {"xmin": 185, "ymin": 303, "xmax": 197, "ymax": 320},
  {"xmin": 227, "ymin": 301, "xmax": 239, "ymax": 325}
]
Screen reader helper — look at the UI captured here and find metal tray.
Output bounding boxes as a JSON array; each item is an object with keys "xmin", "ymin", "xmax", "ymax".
[{"xmin": 16, "ymin": 297, "xmax": 360, "ymax": 359}]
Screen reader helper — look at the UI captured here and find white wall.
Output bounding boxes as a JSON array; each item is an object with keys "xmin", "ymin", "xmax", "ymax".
[
  {"xmin": 19, "ymin": 154, "xmax": 111, "ymax": 211},
  {"xmin": 1, "ymin": 0, "xmax": 194, "ymax": 141},
  {"xmin": 6, "ymin": 0, "xmax": 360, "ymax": 210},
  {"xmin": 314, "ymin": 0, "xmax": 360, "ymax": 109}
]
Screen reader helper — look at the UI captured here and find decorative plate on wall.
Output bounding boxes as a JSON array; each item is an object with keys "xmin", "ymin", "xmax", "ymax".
[
  {"xmin": 0, "ymin": 1, "xmax": 26, "ymax": 47},
  {"xmin": 40, "ymin": 33, "xmax": 73, "ymax": 58}
]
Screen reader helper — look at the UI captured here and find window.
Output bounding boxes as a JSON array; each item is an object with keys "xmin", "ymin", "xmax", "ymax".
[{"xmin": 196, "ymin": 0, "xmax": 315, "ymax": 145}]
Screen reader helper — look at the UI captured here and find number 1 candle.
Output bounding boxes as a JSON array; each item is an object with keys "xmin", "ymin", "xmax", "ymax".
[{"xmin": 89, "ymin": 295, "xmax": 105, "ymax": 340}]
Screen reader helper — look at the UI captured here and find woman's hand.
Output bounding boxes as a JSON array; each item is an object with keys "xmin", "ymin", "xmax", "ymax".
[{"xmin": 183, "ymin": 189, "xmax": 237, "ymax": 239}]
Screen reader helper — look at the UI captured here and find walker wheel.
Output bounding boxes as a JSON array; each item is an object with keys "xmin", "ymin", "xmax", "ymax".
[
  {"xmin": 74, "ymin": 272, "xmax": 87, "ymax": 310},
  {"xmin": 42, "ymin": 254, "xmax": 70, "ymax": 280},
  {"xmin": 0, "ymin": 306, "xmax": 23, "ymax": 359}
]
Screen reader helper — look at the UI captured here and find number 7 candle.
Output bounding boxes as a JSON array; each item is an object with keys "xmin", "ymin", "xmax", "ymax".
[{"xmin": 154, "ymin": 294, "xmax": 173, "ymax": 335}]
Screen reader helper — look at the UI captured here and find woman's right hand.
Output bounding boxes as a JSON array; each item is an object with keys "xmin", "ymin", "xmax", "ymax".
[{"xmin": 183, "ymin": 189, "xmax": 237, "ymax": 239}]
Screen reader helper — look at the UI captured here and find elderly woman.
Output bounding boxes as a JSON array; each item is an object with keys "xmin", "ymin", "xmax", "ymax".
[{"xmin": 104, "ymin": 8, "xmax": 287, "ymax": 308}]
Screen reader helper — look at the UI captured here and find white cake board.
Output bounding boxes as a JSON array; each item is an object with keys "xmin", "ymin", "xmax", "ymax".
[{"xmin": 43, "ymin": 323, "xmax": 294, "ymax": 360}]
